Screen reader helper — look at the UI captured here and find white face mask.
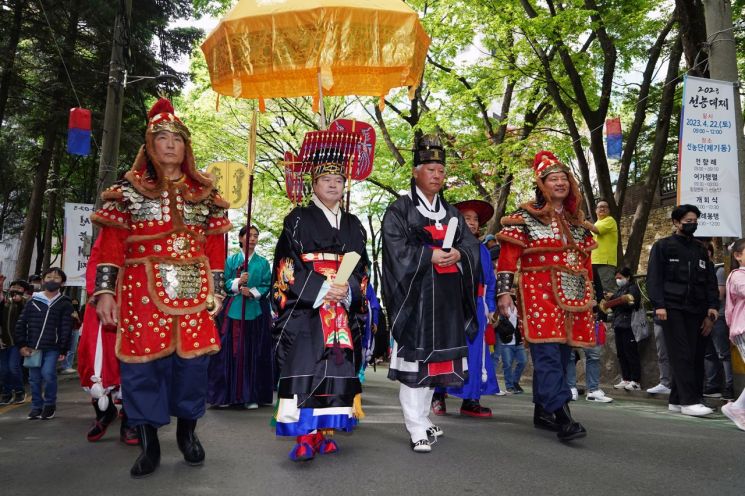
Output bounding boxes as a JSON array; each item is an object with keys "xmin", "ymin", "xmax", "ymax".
[{"xmin": 616, "ymin": 278, "xmax": 627, "ymax": 287}]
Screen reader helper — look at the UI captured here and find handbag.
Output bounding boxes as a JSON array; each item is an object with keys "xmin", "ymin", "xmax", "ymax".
[
  {"xmin": 23, "ymin": 350, "xmax": 42, "ymax": 368},
  {"xmin": 631, "ymin": 308, "xmax": 650, "ymax": 341}
]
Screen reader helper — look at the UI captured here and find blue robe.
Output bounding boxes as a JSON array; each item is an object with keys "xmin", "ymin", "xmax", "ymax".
[{"xmin": 446, "ymin": 243, "xmax": 499, "ymax": 399}]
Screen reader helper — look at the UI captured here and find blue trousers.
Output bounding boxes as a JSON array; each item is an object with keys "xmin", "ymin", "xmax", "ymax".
[
  {"xmin": 530, "ymin": 343, "xmax": 572, "ymax": 413},
  {"xmin": 120, "ymin": 354, "xmax": 209, "ymax": 428},
  {"xmin": 565, "ymin": 345, "xmax": 602, "ymax": 391},
  {"xmin": 29, "ymin": 350, "xmax": 60, "ymax": 409},
  {"xmin": 0, "ymin": 346, "xmax": 24, "ymax": 394}
]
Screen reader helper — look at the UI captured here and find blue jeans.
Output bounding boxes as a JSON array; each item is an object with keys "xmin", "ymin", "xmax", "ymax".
[
  {"xmin": 0, "ymin": 346, "xmax": 24, "ymax": 394},
  {"xmin": 28, "ymin": 350, "xmax": 60, "ymax": 409},
  {"xmin": 59, "ymin": 330, "xmax": 80, "ymax": 370},
  {"xmin": 501, "ymin": 344, "xmax": 527, "ymax": 389},
  {"xmin": 565, "ymin": 345, "xmax": 602, "ymax": 392}
]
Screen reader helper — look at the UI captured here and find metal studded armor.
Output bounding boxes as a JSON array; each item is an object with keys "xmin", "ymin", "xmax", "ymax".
[
  {"xmin": 496, "ymin": 207, "xmax": 597, "ymax": 347},
  {"xmin": 91, "ymin": 171, "xmax": 231, "ymax": 363}
]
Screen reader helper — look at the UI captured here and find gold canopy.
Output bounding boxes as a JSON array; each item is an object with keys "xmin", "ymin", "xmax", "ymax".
[{"xmin": 200, "ymin": 0, "xmax": 431, "ymax": 106}]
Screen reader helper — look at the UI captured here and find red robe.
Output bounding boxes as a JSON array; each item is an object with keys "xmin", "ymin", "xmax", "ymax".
[
  {"xmin": 90, "ymin": 171, "xmax": 231, "ymax": 363},
  {"xmin": 496, "ymin": 207, "xmax": 597, "ymax": 347}
]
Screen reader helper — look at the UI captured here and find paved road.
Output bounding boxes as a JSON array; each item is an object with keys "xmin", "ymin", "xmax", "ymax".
[{"xmin": 0, "ymin": 367, "xmax": 742, "ymax": 496}]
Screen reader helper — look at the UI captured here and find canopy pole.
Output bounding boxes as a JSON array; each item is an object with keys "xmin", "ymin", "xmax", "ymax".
[{"xmin": 317, "ymin": 70, "xmax": 326, "ymax": 129}]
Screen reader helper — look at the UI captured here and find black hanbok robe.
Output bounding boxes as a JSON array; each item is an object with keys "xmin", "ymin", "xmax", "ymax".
[
  {"xmin": 271, "ymin": 202, "xmax": 367, "ymax": 422},
  {"xmin": 382, "ymin": 193, "xmax": 480, "ymax": 387}
]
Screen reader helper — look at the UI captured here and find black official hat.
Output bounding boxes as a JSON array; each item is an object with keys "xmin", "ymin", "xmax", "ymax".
[{"xmin": 413, "ymin": 133, "xmax": 445, "ymax": 167}]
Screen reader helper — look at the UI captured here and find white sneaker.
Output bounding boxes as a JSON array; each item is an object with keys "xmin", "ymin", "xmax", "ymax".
[
  {"xmin": 624, "ymin": 381, "xmax": 641, "ymax": 391},
  {"xmin": 60, "ymin": 368, "xmax": 77, "ymax": 375},
  {"xmin": 680, "ymin": 403, "xmax": 714, "ymax": 417},
  {"xmin": 494, "ymin": 390, "xmax": 506, "ymax": 396},
  {"xmin": 410, "ymin": 439, "xmax": 432, "ymax": 453},
  {"xmin": 586, "ymin": 389, "xmax": 613, "ymax": 403},
  {"xmin": 668, "ymin": 404, "xmax": 681, "ymax": 413},
  {"xmin": 646, "ymin": 383, "xmax": 671, "ymax": 395},
  {"xmin": 570, "ymin": 387, "xmax": 578, "ymax": 401},
  {"xmin": 244, "ymin": 402, "xmax": 259, "ymax": 409},
  {"xmin": 613, "ymin": 380, "xmax": 630, "ymax": 389}
]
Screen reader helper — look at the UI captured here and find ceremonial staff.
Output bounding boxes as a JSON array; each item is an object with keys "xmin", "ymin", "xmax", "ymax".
[{"xmin": 239, "ymin": 110, "xmax": 258, "ymax": 333}]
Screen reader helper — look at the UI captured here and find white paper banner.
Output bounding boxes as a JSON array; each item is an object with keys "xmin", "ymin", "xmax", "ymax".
[
  {"xmin": 678, "ymin": 75, "xmax": 741, "ymax": 237},
  {"xmin": 63, "ymin": 203, "xmax": 94, "ymax": 287}
]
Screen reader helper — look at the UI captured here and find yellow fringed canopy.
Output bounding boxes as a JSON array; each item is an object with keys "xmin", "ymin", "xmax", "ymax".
[{"xmin": 200, "ymin": 0, "xmax": 431, "ymax": 106}]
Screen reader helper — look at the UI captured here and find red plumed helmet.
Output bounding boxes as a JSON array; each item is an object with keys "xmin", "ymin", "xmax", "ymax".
[
  {"xmin": 532, "ymin": 150, "xmax": 567, "ymax": 178},
  {"xmin": 147, "ymin": 98, "xmax": 175, "ymax": 120}
]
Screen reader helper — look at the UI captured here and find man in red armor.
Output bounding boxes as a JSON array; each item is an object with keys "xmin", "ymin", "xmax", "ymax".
[
  {"xmin": 496, "ymin": 150, "xmax": 596, "ymax": 442},
  {"xmin": 92, "ymin": 98, "xmax": 231, "ymax": 477}
]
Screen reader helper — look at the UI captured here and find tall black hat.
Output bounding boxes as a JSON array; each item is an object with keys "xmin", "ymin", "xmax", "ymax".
[{"xmin": 413, "ymin": 133, "xmax": 445, "ymax": 167}]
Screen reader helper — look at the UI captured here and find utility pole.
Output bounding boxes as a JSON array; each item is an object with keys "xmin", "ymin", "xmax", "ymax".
[
  {"xmin": 94, "ymin": 0, "xmax": 132, "ymax": 211},
  {"xmin": 703, "ymin": 0, "xmax": 745, "ymax": 238},
  {"xmin": 702, "ymin": 0, "xmax": 745, "ymax": 394}
]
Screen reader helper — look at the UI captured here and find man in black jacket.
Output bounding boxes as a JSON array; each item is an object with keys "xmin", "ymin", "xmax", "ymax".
[
  {"xmin": 646, "ymin": 205, "xmax": 719, "ymax": 417},
  {"xmin": 14, "ymin": 267, "xmax": 73, "ymax": 420}
]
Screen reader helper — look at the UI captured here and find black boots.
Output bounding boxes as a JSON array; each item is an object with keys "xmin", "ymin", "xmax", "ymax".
[
  {"xmin": 533, "ymin": 404, "xmax": 560, "ymax": 432},
  {"xmin": 553, "ymin": 403, "xmax": 587, "ymax": 441},
  {"xmin": 176, "ymin": 418, "xmax": 205, "ymax": 466},
  {"xmin": 130, "ymin": 424, "xmax": 160, "ymax": 478},
  {"xmin": 87, "ymin": 398, "xmax": 118, "ymax": 442},
  {"xmin": 119, "ymin": 410, "xmax": 140, "ymax": 446}
]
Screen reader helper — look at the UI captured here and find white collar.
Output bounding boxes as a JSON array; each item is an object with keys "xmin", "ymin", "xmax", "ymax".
[
  {"xmin": 407, "ymin": 186, "xmax": 446, "ymax": 227},
  {"xmin": 312, "ymin": 194, "xmax": 341, "ymax": 229}
]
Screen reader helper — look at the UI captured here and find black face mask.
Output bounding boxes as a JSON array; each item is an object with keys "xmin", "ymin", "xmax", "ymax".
[
  {"xmin": 680, "ymin": 223, "xmax": 698, "ymax": 236},
  {"xmin": 43, "ymin": 281, "xmax": 62, "ymax": 292}
]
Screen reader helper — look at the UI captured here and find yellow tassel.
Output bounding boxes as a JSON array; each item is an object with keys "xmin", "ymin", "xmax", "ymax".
[{"xmin": 353, "ymin": 393, "xmax": 365, "ymax": 420}]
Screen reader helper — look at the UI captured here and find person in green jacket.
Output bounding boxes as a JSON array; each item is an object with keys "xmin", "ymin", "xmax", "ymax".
[{"xmin": 207, "ymin": 225, "xmax": 273, "ymax": 409}]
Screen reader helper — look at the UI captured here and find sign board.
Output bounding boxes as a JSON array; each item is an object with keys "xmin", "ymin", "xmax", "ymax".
[
  {"xmin": 63, "ymin": 203, "xmax": 94, "ymax": 287},
  {"xmin": 205, "ymin": 161, "xmax": 249, "ymax": 209},
  {"xmin": 678, "ymin": 75, "xmax": 741, "ymax": 237}
]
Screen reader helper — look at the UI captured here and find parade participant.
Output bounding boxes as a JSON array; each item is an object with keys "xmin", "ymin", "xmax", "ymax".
[
  {"xmin": 272, "ymin": 146, "xmax": 368, "ymax": 462},
  {"xmin": 496, "ymin": 150, "xmax": 596, "ymax": 442},
  {"xmin": 646, "ymin": 204, "xmax": 718, "ymax": 417},
  {"xmin": 0, "ymin": 279, "xmax": 30, "ymax": 406},
  {"xmin": 15, "ymin": 267, "xmax": 73, "ymax": 420},
  {"xmin": 431, "ymin": 199, "xmax": 498, "ymax": 417},
  {"xmin": 382, "ymin": 134, "xmax": 480, "ymax": 453},
  {"xmin": 92, "ymin": 98, "xmax": 231, "ymax": 478},
  {"xmin": 208, "ymin": 225, "xmax": 273, "ymax": 409},
  {"xmin": 77, "ymin": 236, "xmax": 139, "ymax": 445}
]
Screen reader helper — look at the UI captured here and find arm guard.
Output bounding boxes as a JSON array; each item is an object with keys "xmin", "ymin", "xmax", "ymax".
[
  {"xmin": 495, "ymin": 271, "xmax": 515, "ymax": 297},
  {"xmin": 212, "ymin": 271, "xmax": 226, "ymax": 298},
  {"xmin": 93, "ymin": 264, "xmax": 120, "ymax": 297}
]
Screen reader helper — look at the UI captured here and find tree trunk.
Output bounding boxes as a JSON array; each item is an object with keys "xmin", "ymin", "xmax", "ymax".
[
  {"xmin": 676, "ymin": 0, "xmax": 709, "ymax": 77},
  {"xmin": 0, "ymin": 0, "xmax": 24, "ymax": 131},
  {"xmin": 623, "ymin": 36, "xmax": 684, "ymax": 272},
  {"xmin": 42, "ymin": 143, "xmax": 62, "ymax": 271},
  {"xmin": 13, "ymin": 0, "xmax": 80, "ymax": 280}
]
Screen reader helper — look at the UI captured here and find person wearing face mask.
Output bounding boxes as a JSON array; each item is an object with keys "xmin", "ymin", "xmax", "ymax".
[
  {"xmin": 14, "ymin": 267, "xmax": 73, "ymax": 420},
  {"xmin": 608, "ymin": 267, "xmax": 642, "ymax": 391},
  {"xmin": 646, "ymin": 204, "xmax": 719, "ymax": 417},
  {"xmin": 0, "ymin": 279, "xmax": 31, "ymax": 405}
]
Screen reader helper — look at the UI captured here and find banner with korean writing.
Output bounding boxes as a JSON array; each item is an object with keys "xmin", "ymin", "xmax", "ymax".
[
  {"xmin": 678, "ymin": 75, "xmax": 741, "ymax": 237},
  {"xmin": 63, "ymin": 203, "xmax": 94, "ymax": 287}
]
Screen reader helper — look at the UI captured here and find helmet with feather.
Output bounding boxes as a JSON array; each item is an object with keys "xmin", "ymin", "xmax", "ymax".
[
  {"xmin": 522, "ymin": 150, "xmax": 586, "ymax": 225},
  {"xmin": 123, "ymin": 98, "xmax": 214, "ymax": 198}
]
